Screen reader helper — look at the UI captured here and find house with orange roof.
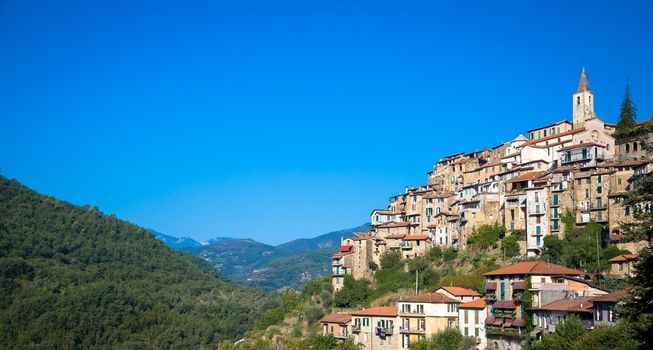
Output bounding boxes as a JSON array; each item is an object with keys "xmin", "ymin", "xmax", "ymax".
[
  {"xmin": 482, "ymin": 261, "xmax": 589, "ymax": 350},
  {"xmin": 608, "ymin": 253, "xmax": 638, "ymax": 278},
  {"xmin": 351, "ymin": 306, "xmax": 399, "ymax": 350},
  {"xmin": 397, "ymin": 292, "xmax": 461, "ymax": 348},
  {"xmin": 435, "ymin": 286, "xmax": 481, "ymax": 302},
  {"xmin": 532, "ymin": 296, "xmax": 595, "ymax": 337},
  {"xmin": 320, "ymin": 313, "xmax": 352, "ymax": 339},
  {"xmin": 457, "ymin": 298, "xmax": 487, "ymax": 349}
]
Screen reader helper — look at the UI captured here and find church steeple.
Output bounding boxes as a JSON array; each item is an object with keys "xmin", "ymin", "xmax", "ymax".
[
  {"xmin": 577, "ymin": 67, "xmax": 591, "ymax": 92},
  {"xmin": 572, "ymin": 67, "xmax": 595, "ymax": 126}
]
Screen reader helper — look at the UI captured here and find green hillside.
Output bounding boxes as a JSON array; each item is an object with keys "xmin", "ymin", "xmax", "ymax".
[
  {"xmin": 183, "ymin": 224, "xmax": 371, "ymax": 291},
  {"xmin": 0, "ymin": 176, "xmax": 275, "ymax": 349}
]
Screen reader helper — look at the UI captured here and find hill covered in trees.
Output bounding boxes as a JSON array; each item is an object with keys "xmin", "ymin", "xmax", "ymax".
[
  {"xmin": 182, "ymin": 224, "xmax": 371, "ymax": 291},
  {"xmin": 0, "ymin": 176, "xmax": 275, "ymax": 349}
]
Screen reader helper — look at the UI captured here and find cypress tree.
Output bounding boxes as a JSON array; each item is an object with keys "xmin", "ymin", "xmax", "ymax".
[{"xmin": 615, "ymin": 79, "xmax": 637, "ymax": 138}]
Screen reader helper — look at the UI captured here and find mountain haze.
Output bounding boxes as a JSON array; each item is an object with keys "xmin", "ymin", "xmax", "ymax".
[{"xmin": 182, "ymin": 224, "xmax": 371, "ymax": 291}]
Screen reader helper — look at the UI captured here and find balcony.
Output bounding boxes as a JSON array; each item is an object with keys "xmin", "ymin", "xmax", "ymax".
[
  {"xmin": 402, "ymin": 243, "xmax": 413, "ymax": 250},
  {"xmin": 399, "ymin": 310, "xmax": 425, "ymax": 317},
  {"xmin": 332, "ymin": 268, "xmax": 347, "ymax": 276},
  {"xmin": 334, "ymin": 331, "xmax": 349, "ymax": 339},
  {"xmin": 552, "ymin": 182, "xmax": 568, "ymax": 192},
  {"xmin": 399, "ymin": 326, "xmax": 426, "ymax": 334},
  {"xmin": 352, "ymin": 325, "xmax": 361, "ymax": 333},
  {"xmin": 375, "ymin": 327, "xmax": 393, "ymax": 336}
]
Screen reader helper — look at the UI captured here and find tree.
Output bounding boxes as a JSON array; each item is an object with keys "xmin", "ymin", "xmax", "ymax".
[
  {"xmin": 615, "ymin": 79, "xmax": 638, "ymax": 139},
  {"xmin": 531, "ymin": 315, "xmax": 587, "ymax": 350},
  {"xmin": 467, "ymin": 223, "xmax": 505, "ymax": 250},
  {"xmin": 379, "ymin": 250, "xmax": 402, "ymax": 270},
  {"xmin": 335, "ymin": 337, "xmax": 363, "ymax": 350},
  {"xmin": 571, "ymin": 324, "xmax": 640, "ymax": 350},
  {"xmin": 427, "ymin": 246, "xmax": 443, "ymax": 262},
  {"xmin": 541, "ymin": 235, "xmax": 564, "ymax": 264},
  {"xmin": 333, "ymin": 275, "xmax": 370, "ymax": 308},
  {"xmin": 501, "ymin": 235, "xmax": 520, "ymax": 257},
  {"xmin": 408, "ymin": 327, "xmax": 475, "ymax": 350},
  {"xmin": 408, "ymin": 256, "xmax": 430, "ymax": 273},
  {"xmin": 303, "ymin": 306, "xmax": 324, "ymax": 324},
  {"xmin": 281, "ymin": 288, "xmax": 300, "ymax": 312},
  {"xmin": 310, "ymin": 334, "xmax": 338, "ymax": 350}
]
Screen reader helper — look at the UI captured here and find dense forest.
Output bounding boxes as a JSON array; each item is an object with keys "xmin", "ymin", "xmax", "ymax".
[{"xmin": 0, "ymin": 176, "xmax": 276, "ymax": 349}]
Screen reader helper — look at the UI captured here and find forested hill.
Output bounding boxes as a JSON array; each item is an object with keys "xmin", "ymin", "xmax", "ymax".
[{"xmin": 0, "ymin": 176, "xmax": 275, "ymax": 349}]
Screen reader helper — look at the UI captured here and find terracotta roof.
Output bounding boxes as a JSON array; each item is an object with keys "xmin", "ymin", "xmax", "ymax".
[
  {"xmin": 608, "ymin": 191, "xmax": 628, "ymax": 198},
  {"xmin": 591, "ymin": 289, "xmax": 629, "ymax": 303},
  {"xmin": 404, "ymin": 234, "xmax": 429, "ymax": 241},
  {"xmin": 608, "ymin": 254, "xmax": 638, "ymax": 262},
  {"xmin": 521, "ymin": 128, "xmax": 585, "ymax": 147},
  {"xmin": 371, "ymin": 209, "xmax": 396, "ymax": 215},
  {"xmin": 527, "ymin": 119, "xmax": 571, "ymax": 133},
  {"xmin": 320, "ymin": 313, "xmax": 352, "ymax": 324},
  {"xmin": 536, "ymin": 296, "xmax": 594, "ymax": 313},
  {"xmin": 505, "ymin": 171, "xmax": 547, "ymax": 183},
  {"xmin": 483, "ymin": 261, "xmax": 588, "ymax": 277},
  {"xmin": 351, "ymin": 306, "xmax": 398, "ymax": 317},
  {"xmin": 439, "ymin": 286, "xmax": 480, "ymax": 297},
  {"xmin": 531, "ymin": 140, "xmax": 572, "ymax": 149},
  {"xmin": 501, "ymin": 152, "xmax": 521, "ymax": 159},
  {"xmin": 376, "ymin": 221, "xmax": 411, "ymax": 228},
  {"xmin": 459, "ymin": 298, "xmax": 486, "ymax": 309},
  {"xmin": 559, "ymin": 142, "xmax": 605, "ymax": 151},
  {"xmin": 400, "ymin": 292, "xmax": 460, "ymax": 303},
  {"xmin": 385, "ymin": 234, "xmax": 406, "ymax": 239},
  {"xmin": 425, "ymin": 192, "xmax": 454, "ymax": 199},
  {"xmin": 338, "ymin": 245, "xmax": 353, "ymax": 253}
]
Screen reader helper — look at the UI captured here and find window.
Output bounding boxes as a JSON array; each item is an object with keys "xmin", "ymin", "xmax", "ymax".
[
  {"xmin": 598, "ymin": 211, "xmax": 603, "ymax": 221},
  {"xmin": 618, "ymin": 178, "xmax": 622, "ymax": 185},
  {"xmin": 597, "ymin": 186, "xmax": 602, "ymax": 194},
  {"xmin": 500, "ymin": 282, "xmax": 505, "ymax": 300},
  {"xmin": 475, "ymin": 328, "xmax": 479, "ymax": 337},
  {"xmin": 626, "ymin": 144, "xmax": 630, "ymax": 153},
  {"xmin": 634, "ymin": 142, "xmax": 638, "ymax": 152},
  {"xmin": 577, "ymin": 96, "xmax": 580, "ymax": 104},
  {"xmin": 597, "ymin": 198, "xmax": 602, "ymax": 207},
  {"xmin": 464, "ymin": 327, "xmax": 468, "ymax": 336},
  {"xmin": 536, "ymin": 236, "xmax": 541, "ymax": 246},
  {"xmin": 553, "ymin": 194, "xmax": 559, "ymax": 205},
  {"xmin": 363, "ymin": 318, "xmax": 369, "ymax": 326},
  {"xmin": 597, "ymin": 175, "xmax": 602, "ymax": 183},
  {"xmin": 464, "ymin": 310, "xmax": 469, "ymax": 323},
  {"xmin": 475, "ymin": 310, "xmax": 479, "ymax": 324},
  {"xmin": 585, "ymin": 189, "xmax": 590, "ymax": 199},
  {"xmin": 626, "ymin": 207, "xmax": 631, "ymax": 216},
  {"xmin": 536, "ymin": 226, "xmax": 541, "ymax": 234}
]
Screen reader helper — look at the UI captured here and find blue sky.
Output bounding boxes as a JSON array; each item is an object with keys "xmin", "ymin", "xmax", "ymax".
[{"xmin": 1, "ymin": 1, "xmax": 652, "ymax": 244}]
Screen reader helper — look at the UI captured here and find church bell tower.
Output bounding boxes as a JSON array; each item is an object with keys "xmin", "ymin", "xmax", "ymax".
[{"xmin": 572, "ymin": 67, "xmax": 595, "ymax": 127}]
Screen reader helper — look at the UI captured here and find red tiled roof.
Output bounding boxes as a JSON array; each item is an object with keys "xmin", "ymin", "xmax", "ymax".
[
  {"xmin": 320, "ymin": 313, "xmax": 352, "ymax": 324},
  {"xmin": 483, "ymin": 261, "xmax": 588, "ymax": 277},
  {"xmin": 400, "ymin": 292, "xmax": 460, "ymax": 303},
  {"xmin": 385, "ymin": 234, "xmax": 406, "ymax": 239},
  {"xmin": 536, "ymin": 296, "xmax": 594, "ymax": 313},
  {"xmin": 459, "ymin": 298, "xmax": 486, "ymax": 309},
  {"xmin": 371, "ymin": 209, "xmax": 396, "ymax": 215},
  {"xmin": 376, "ymin": 221, "xmax": 411, "ymax": 228},
  {"xmin": 527, "ymin": 119, "xmax": 571, "ymax": 133},
  {"xmin": 609, "ymin": 254, "xmax": 638, "ymax": 262},
  {"xmin": 591, "ymin": 289, "xmax": 629, "ymax": 303},
  {"xmin": 512, "ymin": 281, "xmax": 526, "ymax": 290},
  {"xmin": 339, "ymin": 245, "xmax": 353, "ymax": 253},
  {"xmin": 512, "ymin": 318, "xmax": 527, "ymax": 327},
  {"xmin": 505, "ymin": 171, "xmax": 547, "ymax": 184},
  {"xmin": 439, "ymin": 286, "xmax": 480, "ymax": 297},
  {"xmin": 485, "ymin": 282, "xmax": 497, "ymax": 290},
  {"xmin": 351, "ymin": 306, "xmax": 398, "ymax": 317},
  {"xmin": 404, "ymin": 234, "xmax": 429, "ymax": 241},
  {"xmin": 520, "ymin": 128, "xmax": 585, "ymax": 147}
]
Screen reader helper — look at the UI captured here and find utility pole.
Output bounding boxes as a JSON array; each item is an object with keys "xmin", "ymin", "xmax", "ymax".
[{"xmin": 415, "ymin": 269, "xmax": 419, "ymax": 295}]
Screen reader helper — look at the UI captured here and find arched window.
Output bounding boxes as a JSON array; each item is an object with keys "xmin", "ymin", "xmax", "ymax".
[
  {"xmin": 577, "ymin": 96, "xmax": 581, "ymax": 104},
  {"xmin": 626, "ymin": 144, "xmax": 630, "ymax": 153},
  {"xmin": 634, "ymin": 142, "xmax": 638, "ymax": 152}
]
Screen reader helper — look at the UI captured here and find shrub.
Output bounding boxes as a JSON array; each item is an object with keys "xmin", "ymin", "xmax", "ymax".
[
  {"xmin": 467, "ymin": 223, "xmax": 505, "ymax": 250},
  {"xmin": 443, "ymin": 247, "xmax": 457, "ymax": 262},
  {"xmin": 380, "ymin": 249, "xmax": 402, "ymax": 270},
  {"xmin": 303, "ymin": 306, "xmax": 324, "ymax": 324},
  {"xmin": 501, "ymin": 235, "xmax": 520, "ymax": 257},
  {"xmin": 427, "ymin": 246, "xmax": 444, "ymax": 262},
  {"xmin": 334, "ymin": 275, "xmax": 370, "ymax": 308}
]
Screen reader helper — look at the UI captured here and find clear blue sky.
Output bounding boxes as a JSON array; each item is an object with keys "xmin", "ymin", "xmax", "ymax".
[{"xmin": 1, "ymin": 1, "xmax": 652, "ymax": 244}]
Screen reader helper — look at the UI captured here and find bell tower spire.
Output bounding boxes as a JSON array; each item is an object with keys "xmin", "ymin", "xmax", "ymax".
[{"xmin": 573, "ymin": 67, "xmax": 595, "ymax": 127}]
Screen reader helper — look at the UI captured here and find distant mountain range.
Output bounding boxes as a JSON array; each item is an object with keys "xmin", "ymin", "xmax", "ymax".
[{"xmin": 154, "ymin": 224, "xmax": 371, "ymax": 291}]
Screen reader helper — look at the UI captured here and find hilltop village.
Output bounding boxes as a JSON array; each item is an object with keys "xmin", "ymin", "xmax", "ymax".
[{"xmin": 322, "ymin": 69, "xmax": 649, "ymax": 350}]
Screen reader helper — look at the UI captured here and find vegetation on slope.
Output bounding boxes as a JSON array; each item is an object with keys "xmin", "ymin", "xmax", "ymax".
[
  {"xmin": 0, "ymin": 176, "xmax": 275, "ymax": 349},
  {"xmin": 183, "ymin": 224, "xmax": 371, "ymax": 291}
]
